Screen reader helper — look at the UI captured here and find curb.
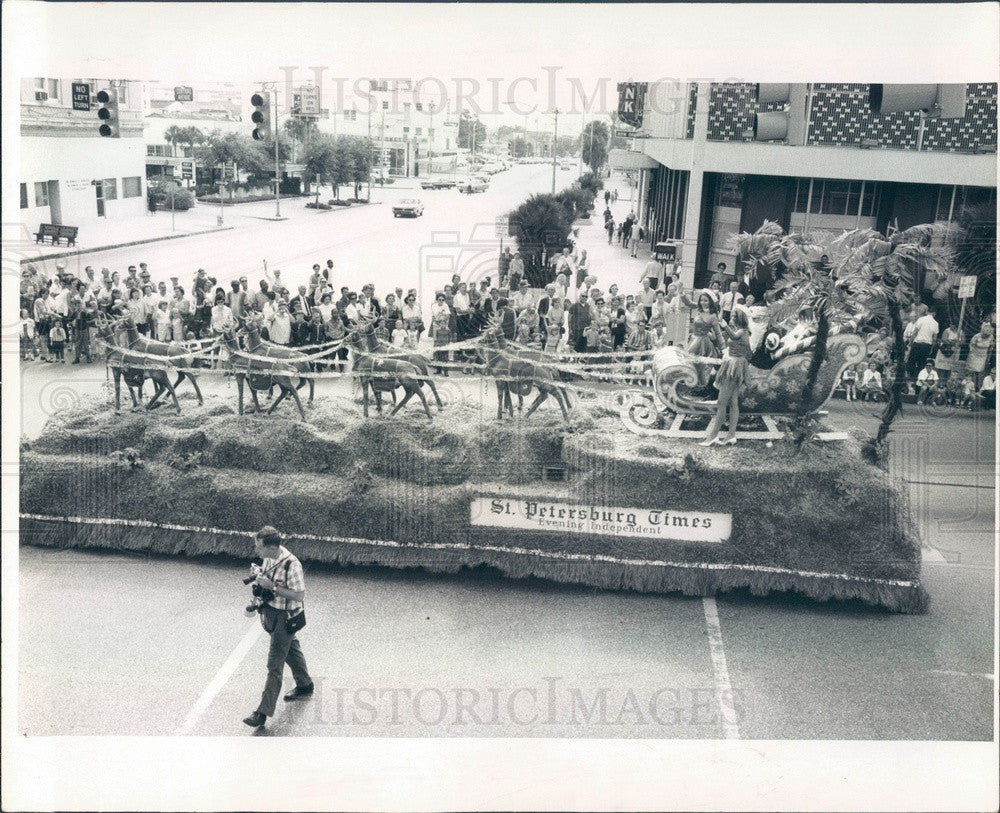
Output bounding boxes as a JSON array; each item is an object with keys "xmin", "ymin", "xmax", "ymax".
[{"xmin": 21, "ymin": 225, "xmax": 236, "ymax": 264}]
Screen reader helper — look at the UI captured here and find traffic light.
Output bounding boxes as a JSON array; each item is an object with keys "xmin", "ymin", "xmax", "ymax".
[
  {"xmin": 96, "ymin": 89, "xmax": 119, "ymax": 138},
  {"xmin": 251, "ymin": 92, "xmax": 271, "ymax": 141},
  {"xmin": 751, "ymin": 83, "xmax": 808, "ymax": 144},
  {"xmin": 868, "ymin": 84, "xmax": 967, "ymax": 119}
]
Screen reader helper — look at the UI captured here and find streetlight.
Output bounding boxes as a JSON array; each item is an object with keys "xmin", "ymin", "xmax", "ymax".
[{"xmin": 547, "ymin": 108, "xmax": 559, "ymax": 194}]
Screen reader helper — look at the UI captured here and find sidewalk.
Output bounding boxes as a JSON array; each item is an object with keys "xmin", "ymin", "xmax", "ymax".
[
  {"xmin": 18, "ymin": 203, "xmax": 235, "ymax": 266},
  {"xmin": 15, "ymin": 195, "xmax": 380, "ymax": 269},
  {"xmin": 570, "ymin": 176, "xmax": 651, "ymax": 295}
]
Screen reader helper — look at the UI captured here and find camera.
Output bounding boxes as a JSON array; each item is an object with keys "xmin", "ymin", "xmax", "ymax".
[{"xmin": 243, "ymin": 563, "xmax": 275, "ymax": 613}]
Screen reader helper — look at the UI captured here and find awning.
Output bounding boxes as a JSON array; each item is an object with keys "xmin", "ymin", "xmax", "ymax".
[{"xmin": 608, "ymin": 148, "xmax": 659, "ymax": 171}]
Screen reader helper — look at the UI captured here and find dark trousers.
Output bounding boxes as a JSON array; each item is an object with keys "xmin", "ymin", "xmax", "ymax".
[
  {"xmin": 256, "ymin": 605, "xmax": 311, "ymax": 717},
  {"xmin": 907, "ymin": 342, "xmax": 933, "ymax": 379}
]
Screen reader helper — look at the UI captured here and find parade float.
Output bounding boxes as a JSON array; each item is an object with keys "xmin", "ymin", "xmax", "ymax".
[{"xmin": 20, "ymin": 225, "xmax": 942, "ymax": 614}]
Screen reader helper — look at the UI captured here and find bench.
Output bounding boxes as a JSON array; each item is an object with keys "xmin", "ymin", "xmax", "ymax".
[{"xmin": 34, "ymin": 224, "xmax": 78, "ymax": 246}]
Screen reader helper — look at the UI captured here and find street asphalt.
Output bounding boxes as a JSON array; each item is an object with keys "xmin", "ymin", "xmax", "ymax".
[{"xmin": 14, "ymin": 164, "xmax": 996, "ymax": 739}]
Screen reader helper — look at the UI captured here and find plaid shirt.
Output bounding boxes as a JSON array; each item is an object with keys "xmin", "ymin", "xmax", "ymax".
[{"xmin": 261, "ymin": 546, "xmax": 305, "ymax": 614}]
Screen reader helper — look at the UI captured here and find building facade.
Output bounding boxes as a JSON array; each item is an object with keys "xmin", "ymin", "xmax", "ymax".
[
  {"xmin": 20, "ymin": 77, "xmax": 147, "ymax": 235},
  {"xmin": 329, "ymin": 79, "xmax": 458, "ymax": 176},
  {"xmin": 614, "ymin": 82, "xmax": 997, "ymax": 287}
]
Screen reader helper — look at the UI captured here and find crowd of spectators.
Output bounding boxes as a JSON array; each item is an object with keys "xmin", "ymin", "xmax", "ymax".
[
  {"xmin": 838, "ymin": 302, "xmax": 996, "ymax": 409},
  {"xmin": 17, "ymin": 237, "xmax": 997, "ymax": 413}
]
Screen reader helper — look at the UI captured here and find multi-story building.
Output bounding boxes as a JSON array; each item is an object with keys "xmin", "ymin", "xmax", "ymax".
[
  {"xmin": 20, "ymin": 77, "xmax": 147, "ymax": 234},
  {"xmin": 613, "ymin": 82, "xmax": 997, "ymax": 287},
  {"xmin": 330, "ymin": 79, "xmax": 457, "ymax": 176}
]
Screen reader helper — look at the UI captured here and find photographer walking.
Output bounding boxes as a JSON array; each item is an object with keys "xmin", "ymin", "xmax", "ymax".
[{"xmin": 243, "ymin": 526, "xmax": 313, "ymax": 729}]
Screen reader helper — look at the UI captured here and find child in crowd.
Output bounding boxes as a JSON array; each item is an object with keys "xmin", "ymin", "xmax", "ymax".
[
  {"xmin": 20, "ymin": 309, "xmax": 39, "ymax": 360},
  {"xmin": 598, "ymin": 325, "xmax": 615, "ymax": 355},
  {"xmin": 154, "ymin": 300, "xmax": 172, "ymax": 342},
  {"xmin": 545, "ymin": 323, "xmax": 562, "ymax": 354},
  {"xmin": 48, "ymin": 320, "xmax": 67, "ymax": 363},
  {"xmin": 583, "ymin": 321, "xmax": 601, "ymax": 353},
  {"xmin": 960, "ymin": 376, "xmax": 977, "ymax": 409},
  {"xmin": 859, "ymin": 362, "xmax": 884, "ymax": 401},
  {"xmin": 841, "ymin": 364, "xmax": 858, "ymax": 401}
]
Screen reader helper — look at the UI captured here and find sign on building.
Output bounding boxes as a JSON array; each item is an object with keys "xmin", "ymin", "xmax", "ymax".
[
  {"xmin": 616, "ymin": 82, "xmax": 648, "ymax": 129},
  {"xmin": 174, "ymin": 86, "xmax": 194, "ymax": 102},
  {"xmin": 71, "ymin": 83, "xmax": 91, "ymax": 111}
]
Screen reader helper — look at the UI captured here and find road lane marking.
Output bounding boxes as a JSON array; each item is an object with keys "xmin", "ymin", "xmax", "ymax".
[
  {"xmin": 174, "ymin": 619, "xmax": 263, "ymax": 735},
  {"xmin": 701, "ymin": 597, "xmax": 740, "ymax": 740}
]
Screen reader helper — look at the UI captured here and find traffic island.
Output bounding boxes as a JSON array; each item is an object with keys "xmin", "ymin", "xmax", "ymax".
[{"xmin": 19, "ymin": 394, "xmax": 927, "ymax": 613}]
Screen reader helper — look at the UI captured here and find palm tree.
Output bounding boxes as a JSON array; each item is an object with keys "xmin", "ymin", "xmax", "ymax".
[
  {"xmin": 163, "ymin": 125, "xmax": 185, "ymax": 158},
  {"xmin": 734, "ymin": 222, "xmax": 954, "ymax": 446}
]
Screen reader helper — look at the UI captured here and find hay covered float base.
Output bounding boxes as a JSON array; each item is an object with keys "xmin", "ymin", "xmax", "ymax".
[{"xmin": 20, "ymin": 393, "xmax": 927, "ymax": 613}]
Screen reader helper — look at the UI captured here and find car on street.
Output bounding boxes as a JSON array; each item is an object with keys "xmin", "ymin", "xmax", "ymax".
[
  {"xmin": 458, "ymin": 177, "xmax": 488, "ymax": 193},
  {"xmin": 419, "ymin": 178, "xmax": 456, "ymax": 190},
  {"xmin": 392, "ymin": 198, "xmax": 425, "ymax": 217}
]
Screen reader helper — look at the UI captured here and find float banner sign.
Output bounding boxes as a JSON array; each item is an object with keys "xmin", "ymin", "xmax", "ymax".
[{"xmin": 471, "ymin": 497, "xmax": 731, "ymax": 543}]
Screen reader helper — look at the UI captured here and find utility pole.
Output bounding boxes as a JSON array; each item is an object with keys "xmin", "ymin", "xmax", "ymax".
[
  {"xmin": 578, "ymin": 113, "xmax": 585, "ymax": 177},
  {"xmin": 428, "ymin": 103, "xmax": 434, "ymax": 176},
  {"xmin": 367, "ymin": 101, "xmax": 372, "ymax": 199},
  {"xmin": 551, "ymin": 108, "xmax": 559, "ymax": 194}
]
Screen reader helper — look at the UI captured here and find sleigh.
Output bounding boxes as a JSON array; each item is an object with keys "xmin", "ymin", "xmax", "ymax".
[{"xmin": 615, "ymin": 333, "xmax": 867, "ymax": 440}]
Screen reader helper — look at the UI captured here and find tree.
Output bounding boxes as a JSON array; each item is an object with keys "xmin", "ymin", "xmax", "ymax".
[
  {"xmin": 163, "ymin": 125, "xmax": 186, "ymax": 157},
  {"xmin": 510, "ymin": 136, "xmax": 531, "ymax": 158},
  {"xmin": 178, "ymin": 126, "xmax": 205, "ymax": 157},
  {"xmin": 581, "ymin": 121, "xmax": 610, "ymax": 172},
  {"xmin": 283, "ymin": 117, "xmax": 318, "ymax": 161},
  {"xmin": 457, "ymin": 112, "xmax": 487, "ymax": 151},
  {"xmin": 343, "ymin": 136, "xmax": 373, "ymax": 198},
  {"xmin": 554, "ymin": 135, "xmax": 576, "ymax": 157},
  {"xmin": 509, "ymin": 194, "xmax": 573, "ymax": 283},
  {"xmin": 300, "ymin": 133, "xmax": 339, "ymax": 204},
  {"xmin": 196, "ymin": 131, "xmax": 270, "ymax": 179}
]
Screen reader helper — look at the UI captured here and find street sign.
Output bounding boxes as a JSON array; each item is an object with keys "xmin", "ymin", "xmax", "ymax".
[
  {"xmin": 181, "ymin": 161, "xmax": 194, "ymax": 180},
  {"xmin": 495, "ymin": 216, "xmax": 509, "ymax": 238},
  {"xmin": 72, "ymin": 83, "xmax": 91, "ymax": 111},
  {"xmin": 223, "ymin": 162, "xmax": 236, "ymax": 181},
  {"xmin": 958, "ymin": 275, "xmax": 977, "ymax": 299},
  {"xmin": 174, "ymin": 86, "xmax": 194, "ymax": 102}
]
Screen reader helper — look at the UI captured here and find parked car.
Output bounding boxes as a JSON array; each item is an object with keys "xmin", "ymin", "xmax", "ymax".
[
  {"xmin": 458, "ymin": 177, "xmax": 488, "ymax": 194},
  {"xmin": 392, "ymin": 198, "xmax": 425, "ymax": 217}
]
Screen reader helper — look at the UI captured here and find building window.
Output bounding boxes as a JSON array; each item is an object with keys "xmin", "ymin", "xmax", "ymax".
[
  {"xmin": 21, "ymin": 183, "xmax": 29, "ymax": 208},
  {"xmin": 823, "ymin": 181, "xmax": 851, "ymax": 216},
  {"xmin": 34, "ymin": 182, "xmax": 49, "ymax": 208},
  {"xmin": 343, "ymin": 109, "xmax": 357, "ymax": 121},
  {"xmin": 714, "ymin": 174, "xmax": 744, "ymax": 208},
  {"xmin": 428, "ymin": 128, "xmax": 435, "ymax": 138},
  {"xmin": 147, "ymin": 145, "xmax": 170, "ymax": 157},
  {"xmin": 103, "ymin": 178, "xmax": 118, "ymax": 201},
  {"xmin": 122, "ymin": 176, "xmax": 142, "ymax": 198},
  {"xmin": 403, "ymin": 102, "xmax": 411, "ymax": 111},
  {"xmin": 403, "ymin": 127, "xmax": 409, "ymax": 135},
  {"xmin": 794, "ymin": 178, "xmax": 810, "ymax": 213},
  {"xmin": 860, "ymin": 182, "xmax": 878, "ymax": 217},
  {"xmin": 415, "ymin": 102, "xmax": 423, "ymax": 111},
  {"xmin": 48, "ymin": 78, "xmax": 60, "ymax": 99},
  {"xmin": 415, "ymin": 127, "xmax": 422, "ymax": 136},
  {"xmin": 382, "ymin": 100, "xmax": 389, "ymax": 110}
]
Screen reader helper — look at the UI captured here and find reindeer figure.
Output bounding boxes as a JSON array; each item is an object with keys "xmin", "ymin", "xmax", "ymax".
[
  {"xmin": 358, "ymin": 314, "xmax": 444, "ymax": 409},
  {"xmin": 218, "ymin": 318, "xmax": 311, "ymax": 421},
  {"xmin": 242, "ymin": 314, "xmax": 316, "ymax": 409},
  {"xmin": 479, "ymin": 316, "xmax": 571, "ymax": 422},
  {"xmin": 346, "ymin": 322, "xmax": 433, "ymax": 419},
  {"xmin": 95, "ymin": 312, "xmax": 188, "ymax": 413},
  {"xmin": 116, "ymin": 313, "xmax": 204, "ymax": 409}
]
